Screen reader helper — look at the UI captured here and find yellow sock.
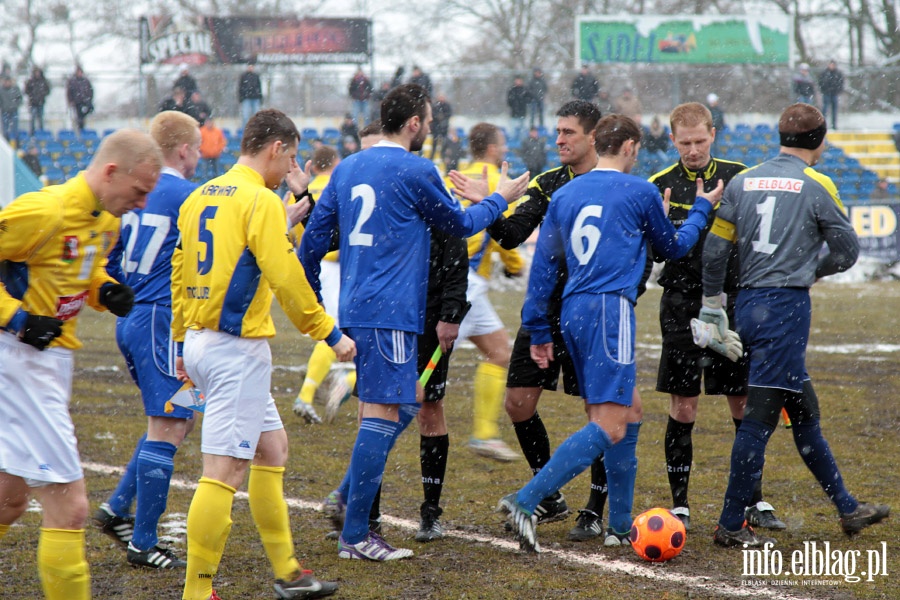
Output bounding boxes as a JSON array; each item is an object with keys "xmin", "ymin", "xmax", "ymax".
[
  {"xmin": 472, "ymin": 362, "xmax": 508, "ymax": 441},
  {"xmin": 346, "ymin": 369, "xmax": 357, "ymax": 391},
  {"xmin": 38, "ymin": 528, "xmax": 90, "ymax": 600},
  {"xmin": 248, "ymin": 465, "xmax": 301, "ymax": 580},
  {"xmin": 298, "ymin": 342, "xmax": 336, "ymax": 404},
  {"xmin": 0, "ymin": 523, "xmax": 9, "ymax": 540},
  {"xmin": 183, "ymin": 477, "xmax": 236, "ymax": 600}
]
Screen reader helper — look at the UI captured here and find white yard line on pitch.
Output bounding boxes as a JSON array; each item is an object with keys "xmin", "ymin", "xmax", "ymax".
[{"xmin": 83, "ymin": 462, "xmax": 813, "ymax": 600}]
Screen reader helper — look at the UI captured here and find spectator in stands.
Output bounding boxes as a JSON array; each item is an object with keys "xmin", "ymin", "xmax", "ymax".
[
  {"xmin": 238, "ymin": 59, "xmax": 263, "ymax": 126},
  {"xmin": 792, "ymin": 63, "xmax": 816, "ymax": 104},
  {"xmin": 527, "ymin": 67, "xmax": 548, "ymax": 129},
  {"xmin": 409, "ymin": 65, "xmax": 433, "ymax": 96},
  {"xmin": 596, "ymin": 89, "xmax": 615, "ymax": 116},
  {"xmin": 615, "ymin": 87, "xmax": 643, "ymax": 125},
  {"xmin": 818, "ymin": 60, "xmax": 844, "ymax": 130},
  {"xmin": 390, "ymin": 65, "xmax": 405, "ymax": 89},
  {"xmin": 189, "ymin": 90, "xmax": 212, "ymax": 124},
  {"xmin": 706, "ymin": 93, "xmax": 726, "ymax": 155},
  {"xmin": 66, "ymin": 66, "xmax": 93, "ymax": 134},
  {"xmin": 174, "ymin": 67, "xmax": 198, "ymax": 98},
  {"xmin": 643, "ymin": 115, "xmax": 670, "ymax": 163},
  {"xmin": 339, "ymin": 113, "xmax": 360, "ymax": 149},
  {"xmin": 340, "ymin": 135, "xmax": 360, "ymax": 158},
  {"xmin": 519, "ymin": 126, "xmax": 547, "ymax": 176},
  {"xmin": 430, "ymin": 93, "xmax": 453, "ymax": 160},
  {"xmin": 0, "ymin": 75, "xmax": 23, "ymax": 146},
  {"xmin": 22, "ymin": 142, "xmax": 42, "ymax": 178},
  {"xmin": 507, "ymin": 76, "xmax": 531, "ymax": 142},
  {"xmin": 442, "ymin": 129, "xmax": 463, "ymax": 172},
  {"xmin": 348, "ymin": 67, "xmax": 373, "ymax": 127},
  {"xmin": 370, "ymin": 81, "xmax": 391, "ymax": 122},
  {"xmin": 24, "ymin": 67, "xmax": 50, "ymax": 135},
  {"xmin": 571, "ymin": 65, "xmax": 599, "ymax": 102},
  {"xmin": 199, "ymin": 116, "xmax": 226, "ymax": 181},
  {"xmin": 871, "ymin": 178, "xmax": 893, "ymax": 202},
  {"xmin": 158, "ymin": 86, "xmax": 191, "ymax": 114}
]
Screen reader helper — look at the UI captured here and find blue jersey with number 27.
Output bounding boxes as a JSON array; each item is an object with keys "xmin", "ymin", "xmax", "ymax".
[
  {"xmin": 523, "ymin": 168, "xmax": 712, "ymax": 345},
  {"xmin": 107, "ymin": 171, "xmax": 198, "ymax": 305},
  {"xmin": 300, "ymin": 141, "xmax": 507, "ymax": 333}
]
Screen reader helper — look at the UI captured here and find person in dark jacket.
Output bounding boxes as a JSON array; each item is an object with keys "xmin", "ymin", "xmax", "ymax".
[
  {"xmin": 519, "ymin": 127, "xmax": 546, "ymax": 175},
  {"xmin": 173, "ymin": 67, "xmax": 198, "ymax": 98},
  {"xmin": 430, "ymin": 94, "xmax": 453, "ymax": 160},
  {"xmin": 791, "ymin": 63, "xmax": 815, "ymax": 104},
  {"xmin": 0, "ymin": 75, "xmax": 23, "ymax": 144},
  {"xmin": 507, "ymin": 76, "xmax": 531, "ymax": 142},
  {"xmin": 570, "ymin": 65, "xmax": 599, "ymax": 102},
  {"xmin": 348, "ymin": 67, "xmax": 373, "ymax": 127},
  {"xmin": 66, "ymin": 66, "xmax": 93, "ymax": 133},
  {"xmin": 818, "ymin": 60, "xmax": 844, "ymax": 130},
  {"xmin": 238, "ymin": 60, "xmax": 262, "ymax": 126},
  {"xmin": 24, "ymin": 67, "xmax": 51, "ymax": 135},
  {"xmin": 527, "ymin": 67, "xmax": 548, "ymax": 129}
]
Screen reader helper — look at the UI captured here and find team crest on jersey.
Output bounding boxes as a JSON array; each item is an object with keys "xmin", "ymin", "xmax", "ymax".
[
  {"xmin": 62, "ymin": 236, "xmax": 79, "ymax": 262},
  {"xmin": 56, "ymin": 291, "xmax": 88, "ymax": 321}
]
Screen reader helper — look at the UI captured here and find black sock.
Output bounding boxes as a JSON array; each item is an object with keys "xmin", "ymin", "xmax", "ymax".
[
  {"xmin": 369, "ymin": 483, "xmax": 382, "ymax": 522},
  {"xmin": 583, "ymin": 454, "xmax": 608, "ymax": 516},
  {"xmin": 665, "ymin": 416, "xmax": 694, "ymax": 508},
  {"xmin": 420, "ymin": 434, "xmax": 449, "ymax": 508},
  {"xmin": 733, "ymin": 417, "xmax": 742, "ymax": 432},
  {"xmin": 513, "ymin": 412, "xmax": 551, "ymax": 476}
]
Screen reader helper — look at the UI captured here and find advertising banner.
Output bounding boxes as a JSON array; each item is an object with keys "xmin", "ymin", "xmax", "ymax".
[
  {"xmin": 140, "ymin": 15, "xmax": 371, "ymax": 65},
  {"xmin": 576, "ymin": 15, "xmax": 792, "ymax": 65},
  {"xmin": 851, "ymin": 204, "xmax": 900, "ymax": 263}
]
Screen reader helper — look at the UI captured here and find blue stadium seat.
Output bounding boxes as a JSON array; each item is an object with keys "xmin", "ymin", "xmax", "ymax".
[
  {"xmin": 43, "ymin": 141, "xmax": 65, "ymax": 160},
  {"xmin": 33, "ymin": 130, "xmax": 53, "ymax": 145},
  {"xmin": 102, "ymin": 128, "xmax": 117, "ymax": 138},
  {"xmin": 44, "ymin": 167, "xmax": 65, "ymax": 184},
  {"xmin": 67, "ymin": 141, "xmax": 89, "ymax": 159},
  {"xmin": 57, "ymin": 130, "xmax": 78, "ymax": 144},
  {"xmin": 322, "ymin": 127, "xmax": 341, "ymax": 146},
  {"xmin": 301, "ymin": 127, "xmax": 320, "ymax": 141},
  {"xmin": 81, "ymin": 129, "xmax": 100, "ymax": 143}
]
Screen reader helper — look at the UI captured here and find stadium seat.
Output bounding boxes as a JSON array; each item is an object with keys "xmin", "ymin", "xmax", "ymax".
[
  {"xmin": 44, "ymin": 166, "xmax": 65, "ymax": 184},
  {"xmin": 33, "ymin": 130, "xmax": 53, "ymax": 145},
  {"xmin": 322, "ymin": 127, "xmax": 341, "ymax": 146},
  {"xmin": 57, "ymin": 130, "xmax": 78, "ymax": 144},
  {"xmin": 81, "ymin": 129, "xmax": 100, "ymax": 143},
  {"xmin": 67, "ymin": 141, "xmax": 89, "ymax": 160},
  {"xmin": 102, "ymin": 128, "xmax": 117, "ymax": 138},
  {"xmin": 43, "ymin": 141, "xmax": 66, "ymax": 161},
  {"xmin": 301, "ymin": 127, "xmax": 320, "ymax": 141}
]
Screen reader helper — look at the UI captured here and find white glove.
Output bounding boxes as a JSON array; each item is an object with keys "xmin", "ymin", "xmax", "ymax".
[
  {"xmin": 691, "ymin": 318, "xmax": 743, "ymax": 362},
  {"xmin": 698, "ymin": 295, "xmax": 729, "ymax": 337}
]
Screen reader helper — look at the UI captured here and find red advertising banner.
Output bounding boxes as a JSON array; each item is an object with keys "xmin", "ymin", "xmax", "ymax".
[{"xmin": 140, "ymin": 16, "xmax": 371, "ymax": 65}]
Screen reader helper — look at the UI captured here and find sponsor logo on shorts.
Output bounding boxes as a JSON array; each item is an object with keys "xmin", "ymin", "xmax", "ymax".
[
  {"xmin": 239, "ymin": 440, "xmax": 251, "ymax": 448},
  {"xmin": 39, "ymin": 463, "xmax": 52, "ymax": 471}
]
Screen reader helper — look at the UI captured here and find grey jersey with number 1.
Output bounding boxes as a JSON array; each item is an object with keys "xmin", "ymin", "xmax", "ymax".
[{"xmin": 703, "ymin": 153, "xmax": 859, "ymax": 296}]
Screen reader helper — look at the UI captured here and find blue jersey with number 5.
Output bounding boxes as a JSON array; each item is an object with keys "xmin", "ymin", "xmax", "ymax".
[
  {"xmin": 300, "ymin": 141, "xmax": 507, "ymax": 333},
  {"xmin": 523, "ymin": 168, "xmax": 712, "ymax": 345},
  {"xmin": 107, "ymin": 171, "xmax": 197, "ymax": 305}
]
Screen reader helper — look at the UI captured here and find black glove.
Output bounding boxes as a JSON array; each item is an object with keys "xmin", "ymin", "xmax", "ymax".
[
  {"xmin": 100, "ymin": 283, "xmax": 135, "ymax": 317},
  {"xmin": 21, "ymin": 314, "xmax": 64, "ymax": 351},
  {"xmin": 503, "ymin": 269, "xmax": 522, "ymax": 279}
]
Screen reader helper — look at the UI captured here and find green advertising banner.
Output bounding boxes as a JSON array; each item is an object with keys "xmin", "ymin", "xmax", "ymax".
[{"xmin": 577, "ymin": 15, "xmax": 792, "ymax": 65}]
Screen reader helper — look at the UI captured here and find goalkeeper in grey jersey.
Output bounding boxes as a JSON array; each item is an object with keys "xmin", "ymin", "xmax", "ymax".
[{"xmin": 701, "ymin": 103, "xmax": 889, "ymax": 548}]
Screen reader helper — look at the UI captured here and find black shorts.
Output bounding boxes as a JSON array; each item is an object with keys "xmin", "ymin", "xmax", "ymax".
[
  {"xmin": 655, "ymin": 290, "xmax": 748, "ymax": 397},
  {"xmin": 507, "ymin": 325, "xmax": 580, "ymax": 396},
  {"xmin": 417, "ymin": 318, "xmax": 453, "ymax": 403}
]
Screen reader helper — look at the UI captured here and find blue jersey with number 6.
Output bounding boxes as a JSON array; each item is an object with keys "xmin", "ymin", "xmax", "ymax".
[
  {"xmin": 107, "ymin": 169, "xmax": 197, "ymax": 305},
  {"xmin": 523, "ymin": 168, "xmax": 712, "ymax": 345},
  {"xmin": 300, "ymin": 140, "xmax": 508, "ymax": 333}
]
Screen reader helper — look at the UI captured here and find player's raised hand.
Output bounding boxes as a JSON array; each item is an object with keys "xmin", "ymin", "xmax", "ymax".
[
  {"xmin": 530, "ymin": 342, "xmax": 554, "ymax": 370},
  {"xmin": 496, "ymin": 161, "xmax": 529, "ymax": 204},
  {"xmin": 285, "ymin": 158, "xmax": 313, "ymax": 198},
  {"xmin": 448, "ymin": 166, "xmax": 490, "ymax": 203},
  {"xmin": 332, "ymin": 333, "xmax": 357, "ymax": 362},
  {"xmin": 283, "ymin": 191, "xmax": 311, "ymax": 228},
  {"xmin": 695, "ymin": 178, "xmax": 725, "ymax": 207}
]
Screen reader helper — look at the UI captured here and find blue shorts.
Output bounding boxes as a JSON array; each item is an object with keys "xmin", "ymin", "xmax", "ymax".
[
  {"xmin": 560, "ymin": 293, "xmax": 635, "ymax": 406},
  {"xmin": 116, "ymin": 304, "xmax": 193, "ymax": 419},
  {"xmin": 735, "ymin": 288, "xmax": 810, "ymax": 393},
  {"xmin": 346, "ymin": 327, "xmax": 418, "ymax": 404}
]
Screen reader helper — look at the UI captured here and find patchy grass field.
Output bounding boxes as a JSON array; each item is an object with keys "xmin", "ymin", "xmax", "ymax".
[{"xmin": 1, "ymin": 281, "xmax": 898, "ymax": 600}]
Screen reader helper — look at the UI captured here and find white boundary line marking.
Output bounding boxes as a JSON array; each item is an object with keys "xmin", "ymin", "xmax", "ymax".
[{"xmin": 82, "ymin": 462, "xmax": 819, "ymax": 600}]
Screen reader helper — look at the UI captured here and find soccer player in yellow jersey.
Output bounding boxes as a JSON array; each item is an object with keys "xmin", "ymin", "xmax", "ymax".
[
  {"xmin": 452, "ymin": 122, "xmax": 522, "ymax": 461},
  {"xmin": 292, "ymin": 145, "xmax": 357, "ymax": 425},
  {"xmin": 0, "ymin": 130, "xmax": 162, "ymax": 600},
  {"xmin": 173, "ymin": 109, "xmax": 355, "ymax": 600}
]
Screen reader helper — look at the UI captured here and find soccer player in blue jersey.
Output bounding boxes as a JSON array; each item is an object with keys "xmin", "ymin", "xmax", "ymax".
[
  {"xmin": 94, "ymin": 111, "xmax": 201, "ymax": 569},
  {"xmin": 702, "ymin": 103, "xmax": 889, "ymax": 547},
  {"xmin": 300, "ymin": 83, "xmax": 529, "ymax": 561},
  {"xmin": 499, "ymin": 114, "xmax": 722, "ymax": 553}
]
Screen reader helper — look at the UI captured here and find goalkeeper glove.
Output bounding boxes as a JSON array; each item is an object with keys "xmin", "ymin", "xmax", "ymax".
[
  {"xmin": 690, "ymin": 318, "xmax": 743, "ymax": 362},
  {"xmin": 21, "ymin": 313, "xmax": 64, "ymax": 351},
  {"xmin": 100, "ymin": 283, "xmax": 135, "ymax": 317},
  {"xmin": 698, "ymin": 295, "xmax": 729, "ymax": 336}
]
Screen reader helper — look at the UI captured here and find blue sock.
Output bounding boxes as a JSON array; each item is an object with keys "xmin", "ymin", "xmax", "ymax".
[
  {"xmin": 720, "ymin": 420, "xmax": 772, "ymax": 531},
  {"xmin": 516, "ymin": 422, "xmax": 611, "ymax": 513},
  {"xmin": 791, "ymin": 420, "xmax": 857, "ymax": 514},
  {"xmin": 606, "ymin": 422, "xmax": 640, "ymax": 533},
  {"xmin": 336, "ymin": 405, "xmax": 417, "ymax": 502},
  {"xmin": 131, "ymin": 440, "xmax": 177, "ymax": 551},
  {"xmin": 108, "ymin": 433, "xmax": 146, "ymax": 517},
  {"xmin": 341, "ymin": 418, "xmax": 399, "ymax": 544}
]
